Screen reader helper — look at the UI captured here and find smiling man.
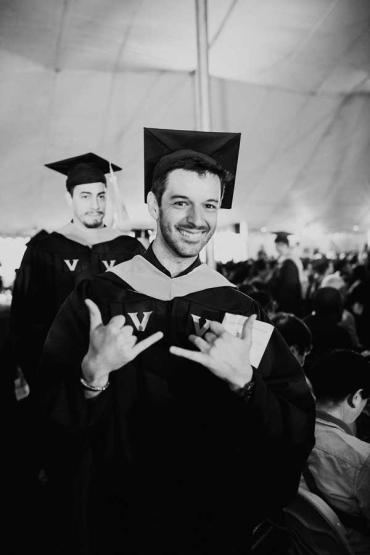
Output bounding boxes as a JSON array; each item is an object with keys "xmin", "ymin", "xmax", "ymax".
[
  {"xmin": 11, "ymin": 153, "xmax": 144, "ymax": 389},
  {"xmin": 38, "ymin": 129, "xmax": 315, "ymax": 555}
]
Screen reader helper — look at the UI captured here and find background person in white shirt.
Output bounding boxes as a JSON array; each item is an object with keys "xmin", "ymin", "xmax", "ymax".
[{"xmin": 306, "ymin": 349, "xmax": 370, "ymax": 554}]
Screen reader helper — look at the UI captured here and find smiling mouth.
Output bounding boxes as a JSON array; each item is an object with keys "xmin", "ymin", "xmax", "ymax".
[{"xmin": 177, "ymin": 227, "xmax": 207, "ymax": 240}]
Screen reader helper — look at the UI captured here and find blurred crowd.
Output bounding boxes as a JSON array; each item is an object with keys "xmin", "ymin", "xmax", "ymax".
[{"xmin": 217, "ymin": 246, "xmax": 370, "ymax": 354}]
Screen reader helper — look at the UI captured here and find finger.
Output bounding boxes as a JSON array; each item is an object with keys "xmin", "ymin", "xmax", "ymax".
[
  {"xmin": 85, "ymin": 299, "xmax": 103, "ymax": 330},
  {"xmin": 208, "ymin": 320, "xmax": 226, "ymax": 336},
  {"xmin": 131, "ymin": 331, "xmax": 164, "ymax": 357},
  {"xmin": 188, "ymin": 335, "xmax": 209, "ymax": 353},
  {"xmin": 117, "ymin": 333, "xmax": 136, "ymax": 349},
  {"xmin": 120, "ymin": 325, "xmax": 133, "ymax": 337},
  {"xmin": 108, "ymin": 314, "xmax": 126, "ymax": 330},
  {"xmin": 241, "ymin": 314, "xmax": 257, "ymax": 341},
  {"xmin": 204, "ymin": 331, "xmax": 217, "ymax": 344},
  {"xmin": 169, "ymin": 346, "xmax": 210, "ymax": 366}
]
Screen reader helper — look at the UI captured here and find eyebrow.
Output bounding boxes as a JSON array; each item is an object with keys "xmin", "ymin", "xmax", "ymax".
[
  {"xmin": 169, "ymin": 195, "xmax": 220, "ymax": 203},
  {"xmin": 78, "ymin": 191, "xmax": 105, "ymax": 195}
]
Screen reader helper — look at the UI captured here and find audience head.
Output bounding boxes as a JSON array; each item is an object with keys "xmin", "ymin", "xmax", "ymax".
[
  {"xmin": 320, "ymin": 273, "xmax": 345, "ymax": 291},
  {"xmin": 320, "ymin": 273, "xmax": 347, "ymax": 302},
  {"xmin": 312, "ymin": 257, "xmax": 333, "ymax": 279},
  {"xmin": 272, "ymin": 312, "xmax": 312, "ymax": 366},
  {"xmin": 351, "ymin": 264, "xmax": 367, "ymax": 284},
  {"xmin": 309, "ymin": 349, "xmax": 370, "ymax": 424},
  {"xmin": 313, "ymin": 287, "xmax": 343, "ymax": 322},
  {"xmin": 333, "ymin": 257, "xmax": 351, "ymax": 279}
]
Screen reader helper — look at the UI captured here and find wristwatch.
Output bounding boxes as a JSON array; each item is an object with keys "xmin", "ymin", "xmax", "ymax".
[{"xmin": 232, "ymin": 376, "xmax": 255, "ymax": 401}]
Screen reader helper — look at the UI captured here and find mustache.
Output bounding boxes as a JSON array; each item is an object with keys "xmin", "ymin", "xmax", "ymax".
[{"xmin": 177, "ymin": 224, "xmax": 209, "ymax": 232}]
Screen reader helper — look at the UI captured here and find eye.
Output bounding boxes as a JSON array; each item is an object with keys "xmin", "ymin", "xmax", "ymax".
[
  {"xmin": 173, "ymin": 200, "xmax": 188, "ymax": 207},
  {"xmin": 204, "ymin": 203, "xmax": 217, "ymax": 210}
]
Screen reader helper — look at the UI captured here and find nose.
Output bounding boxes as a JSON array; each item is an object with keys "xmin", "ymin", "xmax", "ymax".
[
  {"xmin": 90, "ymin": 195, "xmax": 100, "ymax": 210},
  {"xmin": 186, "ymin": 204, "xmax": 204, "ymax": 227}
]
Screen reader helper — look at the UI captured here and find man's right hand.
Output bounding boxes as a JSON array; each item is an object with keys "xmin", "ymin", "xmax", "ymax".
[{"xmin": 81, "ymin": 298, "xmax": 163, "ymax": 387}]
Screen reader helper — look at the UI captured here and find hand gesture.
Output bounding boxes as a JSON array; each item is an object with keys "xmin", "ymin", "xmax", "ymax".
[
  {"xmin": 82, "ymin": 299, "xmax": 163, "ymax": 385},
  {"xmin": 169, "ymin": 315, "xmax": 256, "ymax": 389}
]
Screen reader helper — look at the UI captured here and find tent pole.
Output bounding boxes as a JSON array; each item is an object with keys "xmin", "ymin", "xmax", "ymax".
[
  {"xmin": 195, "ymin": 0, "xmax": 215, "ymax": 268},
  {"xmin": 195, "ymin": 0, "xmax": 211, "ymax": 131}
]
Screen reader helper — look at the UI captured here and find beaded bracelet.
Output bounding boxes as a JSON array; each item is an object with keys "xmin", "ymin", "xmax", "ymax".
[{"xmin": 80, "ymin": 376, "xmax": 110, "ymax": 392}]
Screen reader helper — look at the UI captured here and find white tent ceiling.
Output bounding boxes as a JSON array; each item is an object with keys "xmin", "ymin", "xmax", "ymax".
[{"xmin": 0, "ymin": 0, "xmax": 369, "ymax": 236}]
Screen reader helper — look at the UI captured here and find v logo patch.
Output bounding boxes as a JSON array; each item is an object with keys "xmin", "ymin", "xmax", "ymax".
[
  {"xmin": 102, "ymin": 260, "xmax": 116, "ymax": 270},
  {"xmin": 191, "ymin": 314, "xmax": 211, "ymax": 337},
  {"xmin": 64, "ymin": 259, "xmax": 79, "ymax": 271},
  {"xmin": 127, "ymin": 311, "xmax": 153, "ymax": 332}
]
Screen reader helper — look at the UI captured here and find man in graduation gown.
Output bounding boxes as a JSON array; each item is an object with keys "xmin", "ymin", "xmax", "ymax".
[
  {"xmin": 269, "ymin": 232, "xmax": 304, "ymax": 316},
  {"xmin": 8, "ymin": 155, "xmax": 144, "ymax": 554},
  {"xmin": 38, "ymin": 129, "xmax": 315, "ymax": 555},
  {"xmin": 11, "ymin": 153, "xmax": 145, "ymax": 388}
]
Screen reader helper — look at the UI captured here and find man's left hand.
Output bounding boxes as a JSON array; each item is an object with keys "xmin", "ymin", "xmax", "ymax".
[{"xmin": 169, "ymin": 314, "xmax": 256, "ymax": 389}]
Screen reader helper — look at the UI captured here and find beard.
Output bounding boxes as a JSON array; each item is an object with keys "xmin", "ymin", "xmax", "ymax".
[
  {"xmin": 159, "ymin": 215, "xmax": 214, "ymax": 258},
  {"xmin": 82, "ymin": 212, "xmax": 104, "ymax": 229}
]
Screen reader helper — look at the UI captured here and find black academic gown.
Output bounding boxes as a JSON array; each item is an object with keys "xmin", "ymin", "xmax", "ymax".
[
  {"xmin": 11, "ymin": 229, "xmax": 145, "ymax": 387},
  {"xmin": 38, "ymin": 248, "xmax": 315, "ymax": 555},
  {"xmin": 270, "ymin": 257, "xmax": 302, "ymax": 316}
]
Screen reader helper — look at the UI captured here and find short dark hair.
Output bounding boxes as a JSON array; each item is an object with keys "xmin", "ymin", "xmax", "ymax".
[
  {"xmin": 309, "ymin": 349, "xmax": 370, "ymax": 403},
  {"xmin": 272, "ymin": 312, "xmax": 312, "ymax": 355},
  {"xmin": 150, "ymin": 155, "xmax": 230, "ymax": 205},
  {"xmin": 313, "ymin": 287, "xmax": 343, "ymax": 320},
  {"xmin": 313, "ymin": 257, "xmax": 330, "ymax": 276}
]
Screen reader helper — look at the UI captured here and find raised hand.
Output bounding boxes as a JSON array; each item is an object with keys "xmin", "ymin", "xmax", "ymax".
[
  {"xmin": 169, "ymin": 315, "xmax": 257, "ymax": 389},
  {"xmin": 82, "ymin": 299, "xmax": 163, "ymax": 386}
]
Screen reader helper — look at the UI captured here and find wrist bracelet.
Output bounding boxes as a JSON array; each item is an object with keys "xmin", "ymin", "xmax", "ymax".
[{"xmin": 80, "ymin": 376, "xmax": 110, "ymax": 392}]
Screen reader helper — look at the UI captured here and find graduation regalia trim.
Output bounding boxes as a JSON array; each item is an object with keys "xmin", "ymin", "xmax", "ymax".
[
  {"xmin": 56, "ymin": 222, "xmax": 130, "ymax": 247},
  {"xmin": 109, "ymin": 255, "xmax": 236, "ymax": 300}
]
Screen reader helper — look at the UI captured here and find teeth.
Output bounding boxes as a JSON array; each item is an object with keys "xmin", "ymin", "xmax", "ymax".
[{"xmin": 179, "ymin": 229, "xmax": 202, "ymax": 238}]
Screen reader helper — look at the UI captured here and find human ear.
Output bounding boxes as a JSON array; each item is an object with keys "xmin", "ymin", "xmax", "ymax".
[
  {"xmin": 347, "ymin": 393, "xmax": 356, "ymax": 408},
  {"xmin": 64, "ymin": 191, "xmax": 73, "ymax": 208},
  {"xmin": 147, "ymin": 191, "xmax": 159, "ymax": 221},
  {"xmin": 348, "ymin": 389, "xmax": 363, "ymax": 408}
]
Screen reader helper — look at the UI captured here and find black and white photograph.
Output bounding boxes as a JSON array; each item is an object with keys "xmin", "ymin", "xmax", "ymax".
[{"xmin": 1, "ymin": 1, "xmax": 369, "ymax": 554}]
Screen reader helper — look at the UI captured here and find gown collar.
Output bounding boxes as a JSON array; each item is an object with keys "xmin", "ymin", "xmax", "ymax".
[{"xmin": 144, "ymin": 243, "xmax": 202, "ymax": 278}]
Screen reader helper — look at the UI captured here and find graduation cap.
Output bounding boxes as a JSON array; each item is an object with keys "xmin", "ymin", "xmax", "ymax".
[
  {"xmin": 272, "ymin": 231, "xmax": 293, "ymax": 245},
  {"xmin": 144, "ymin": 127, "xmax": 241, "ymax": 209},
  {"xmin": 45, "ymin": 152, "xmax": 122, "ymax": 191}
]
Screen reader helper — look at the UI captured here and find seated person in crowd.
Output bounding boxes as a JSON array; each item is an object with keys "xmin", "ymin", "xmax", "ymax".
[
  {"xmin": 271, "ymin": 312, "xmax": 314, "ymax": 397},
  {"xmin": 304, "ymin": 287, "xmax": 353, "ymax": 373},
  {"xmin": 320, "ymin": 272, "xmax": 362, "ymax": 350},
  {"xmin": 347, "ymin": 265, "xmax": 370, "ymax": 350},
  {"xmin": 271, "ymin": 312, "xmax": 312, "ymax": 368},
  {"xmin": 304, "ymin": 350, "xmax": 370, "ymax": 555},
  {"xmin": 303, "ymin": 256, "xmax": 333, "ymax": 315}
]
